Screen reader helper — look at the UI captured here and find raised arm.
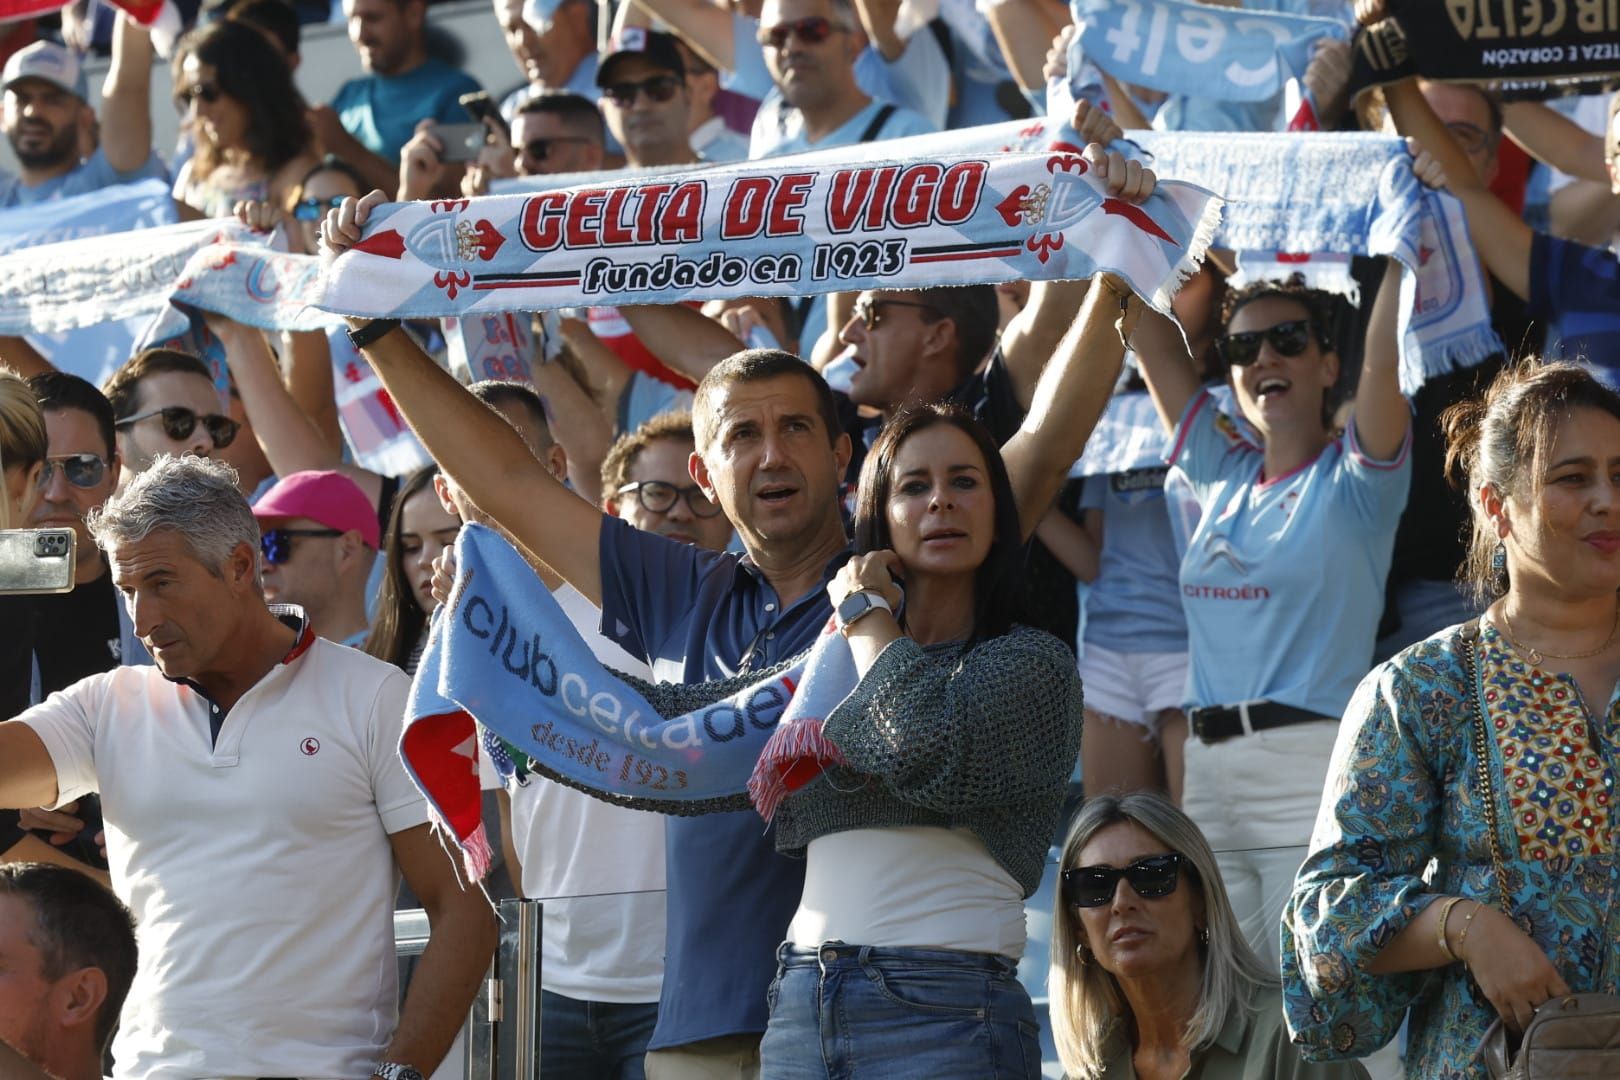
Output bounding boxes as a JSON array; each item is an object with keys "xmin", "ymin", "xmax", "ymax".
[
  {"xmin": 986, "ymin": 0, "xmax": 1069, "ymax": 93},
  {"xmin": 324, "ymin": 193, "xmax": 608, "ymax": 602},
  {"xmin": 100, "ymin": 13, "xmax": 154, "ymax": 174},
  {"xmin": 1123, "ymin": 307, "xmax": 1201, "ymax": 434},
  {"xmin": 1388, "ymin": 79, "xmax": 1532, "ymax": 300},
  {"xmin": 1503, "ymin": 100, "xmax": 1609, "ymax": 183},
  {"xmin": 0, "ymin": 722, "xmax": 60, "ymax": 811},
  {"xmin": 851, "ymin": 0, "xmax": 905, "ymax": 61},
  {"xmin": 627, "ymin": 0, "xmax": 737, "ymax": 71},
  {"xmin": 1352, "ymin": 258, "xmax": 1411, "ymax": 462},
  {"xmin": 618, "ymin": 303, "xmax": 745, "ymax": 381},
  {"xmin": 999, "ymin": 279, "xmax": 1089, "ymax": 410},
  {"xmin": 529, "ymin": 349, "xmax": 612, "ymax": 506}
]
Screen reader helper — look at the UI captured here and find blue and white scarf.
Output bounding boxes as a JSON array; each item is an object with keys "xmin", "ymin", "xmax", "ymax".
[
  {"xmin": 1069, "ymin": 0, "xmax": 1345, "ymax": 104},
  {"xmin": 404, "ymin": 525, "xmax": 861, "ymax": 878},
  {"xmin": 318, "ymin": 151, "xmax": 1224, "ymax": 320}
]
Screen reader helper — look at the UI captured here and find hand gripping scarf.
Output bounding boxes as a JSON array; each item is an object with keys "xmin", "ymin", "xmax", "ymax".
[{"xmin": 404, "ymin": 524, "xmax": 875, "ymax": 880}]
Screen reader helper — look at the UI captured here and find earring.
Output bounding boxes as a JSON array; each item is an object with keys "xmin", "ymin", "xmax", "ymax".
[
  {"xmin": 1075, "ymin": 942, "xmax": 1092, "ymax": 966},
  {"xmin": 1197, "ymin": 926, "xmax": 1211, "ymax": 946},
  {"xmin": 1490, "ymin": 541, "xmax": 1508, "ymax": 597}
]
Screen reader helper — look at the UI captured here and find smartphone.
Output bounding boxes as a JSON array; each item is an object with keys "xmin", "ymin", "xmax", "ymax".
[
  {"xmin": 0, "ymin": 528, "xmax": 76, "ymax": 595},
  {"xmin": 433, "ymin": 122, "xmax": 490, "ymax": 162},
  {"xmin": 460, "ymin": 91, "xmax": 509, "ymax": 141}
]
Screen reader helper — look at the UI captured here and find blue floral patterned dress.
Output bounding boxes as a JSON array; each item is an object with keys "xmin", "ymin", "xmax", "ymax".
[{"xmin": 1281, "ymin": 622, "xmax": 1620, "ymax": 1078}]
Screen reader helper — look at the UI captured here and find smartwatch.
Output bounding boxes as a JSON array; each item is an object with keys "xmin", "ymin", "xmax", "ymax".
[
  {"xmin": 347, "ymin": 317, "xmax": 402, "ymax": 351},
  {"xmin": 835, "ymin": 589, "xmax": 893, "ymax": 635}
]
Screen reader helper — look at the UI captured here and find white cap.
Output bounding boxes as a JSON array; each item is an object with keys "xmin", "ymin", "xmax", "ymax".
[{"xmin": 2, "ymin": 41, "xmax": 89, "ymax": 102}]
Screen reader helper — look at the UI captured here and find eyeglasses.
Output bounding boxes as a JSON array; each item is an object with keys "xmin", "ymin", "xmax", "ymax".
[
  {"xmin": 1445, "ymin": 120, "xmax": 1496, "ymax": 158},
  {"xmin": 853, "ymin": 297, "xmax": 939, "ymax": 331},
  {"xmin": 36, "ymin": 453, "xmax": 107, "ymax": 490},
  {"xmin": 520, "ymin": 136, "xmax": 591, "ymax": 162},
  {"xmin": 616, "ymin": 480, "xmax": 725, "ymax": 519},
  {"xmin": 603, "ymin": 74, "xmax": 681, "ymax": 108},
  {"xmin": 757, "ymin": 15, "xmax": 842, "ymax": 49},
  {"xmin": 175, "ymin": 83, "xmax": 222, "ymax": 110},
  {"xmin": 292, "ymin": 195, "xmax": 347, "ymax": 222},
  {"xmin": 1062, "ymin": 853, "xmax": 1184, "ymax": 908},
  {"xmin": 1214, "ymin": 319, "xmax": 1315, "ymax": 367},
  {"xmin": 260, "ymin": 527, "xmax": 343, "ymax": 567},
  {"xmin": 115, "ymin": 406, "xmax": 240, "ymax": 449}
]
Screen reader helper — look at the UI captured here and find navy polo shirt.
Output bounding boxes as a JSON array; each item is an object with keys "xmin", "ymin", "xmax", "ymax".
[
  {"xmin": 598, "ymin": 516, "xmax": 846, "ymax": 1048},
  {"xmin": 1531, "ymin": 231, "xmax": 1620, "ymax": 375}
]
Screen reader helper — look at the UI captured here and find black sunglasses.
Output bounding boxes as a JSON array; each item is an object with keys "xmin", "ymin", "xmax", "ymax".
[
  {"xmin": 521, "ymin": 136, "xmax": 590, "ymax": 162},
  {"xmin": 115, "ymin": 405, "xmax": 240, "ymax": 450},
  {"xmin": 261, "ymin": 527, "xmax": 343, "ymax": 567},
  {"xmin": 604, "ymin": 74, "xmax": 681, "ymax": 108},
  {"xmin": 37, "ymin": 453, "xmax": 107, "ymax": 490},
  {"xmin": 175, "ymin": 83, "xmax": 222, "ymax": 110},
  {"xmin": 1062, "ymin": 853, "xmax": 1184, "ymax": 908},
  {"xmin": 853, "ymin": 297, "xmax": 938, "ymax": 330},
  {"xmin": 1214, "ymin": 319, "xmax": 1315, "ymax": 367},
  {"xmin": 293, "ymin": 195, "xmax": 347, "ymax": 222},
  {"xmin": 758, "ymin": 15, "xmax": 840, "ymax": 49},
  {"xmin": 617, "ymin": 480, "xmax": 724, "ymax": 519}
]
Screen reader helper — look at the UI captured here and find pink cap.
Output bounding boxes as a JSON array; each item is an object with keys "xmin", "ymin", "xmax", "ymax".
[{"xmin": 252, "ymin": 471, "xmax": 380, "ymax": 549}]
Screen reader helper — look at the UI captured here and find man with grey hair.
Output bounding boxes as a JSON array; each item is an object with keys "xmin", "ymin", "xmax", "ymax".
[{"xmin": 0, "ymin": 455, "xmax": 496, "ymax": 1080}]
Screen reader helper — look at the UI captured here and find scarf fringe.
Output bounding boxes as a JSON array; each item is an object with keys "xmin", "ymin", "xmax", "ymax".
[{"xmin": 747, "ymin": 718, "xmax": 848, "ymax": 823}]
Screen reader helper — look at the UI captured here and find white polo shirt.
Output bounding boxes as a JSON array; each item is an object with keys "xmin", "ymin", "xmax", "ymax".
[{"xmin": 21, "ymin": 611, "xmax": 429, "ymax": 1080}]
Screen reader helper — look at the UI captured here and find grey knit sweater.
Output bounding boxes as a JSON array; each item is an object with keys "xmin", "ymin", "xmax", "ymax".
[{"xmin": 623, "ymin": 624, "xmax": 1083, "ymax": 898}]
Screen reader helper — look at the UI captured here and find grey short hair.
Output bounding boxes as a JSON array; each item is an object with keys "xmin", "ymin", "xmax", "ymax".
[
  {"xmin": 88, "ymin": 455, "xmax": 262, "ymax": 588},
  {"xmin": 1049, "ymin": 793, "xmax": 1276, "ymax": 1080}
]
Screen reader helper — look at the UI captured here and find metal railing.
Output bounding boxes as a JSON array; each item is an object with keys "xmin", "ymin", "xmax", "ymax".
[{"xmin": 395, "ymin": 899, "xmax": 542, "ymax": 1080}]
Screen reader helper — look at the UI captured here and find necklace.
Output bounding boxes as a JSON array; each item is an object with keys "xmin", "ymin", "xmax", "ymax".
[{"xmin": 1498, "ymin": 599, "xmax": 1620, "ymax": 666}]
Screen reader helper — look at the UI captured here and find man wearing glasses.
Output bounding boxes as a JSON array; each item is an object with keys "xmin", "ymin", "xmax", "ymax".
[
  {"xmin": 597, "ymin": 30, "xmax": 701, "ymax": 169},
  {"xmin": 100, "ymin": 349, "xmax": 238, "ymax": 488},
  {"xmin": 252, "ymin": 470, "xmax": 380, "ymax": 648}
]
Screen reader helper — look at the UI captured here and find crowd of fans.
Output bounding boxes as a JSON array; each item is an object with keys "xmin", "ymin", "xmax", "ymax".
[{"xmin": 0, "ymin": 0, "xmax": 1616, "ymax": 1078}]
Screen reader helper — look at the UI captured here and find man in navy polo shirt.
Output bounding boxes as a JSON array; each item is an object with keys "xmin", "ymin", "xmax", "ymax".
[{"xmin": 323, "ymin": 142, "xmax": 1158, "ymax": 1077}]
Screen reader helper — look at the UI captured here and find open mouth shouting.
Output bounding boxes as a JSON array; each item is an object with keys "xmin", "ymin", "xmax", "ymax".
[{"xmin": 1254, "ymin": 376, "xmax": 1291, "ymax": 401}]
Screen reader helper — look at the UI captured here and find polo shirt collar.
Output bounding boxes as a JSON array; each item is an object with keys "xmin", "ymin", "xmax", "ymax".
[
  {"xmin": 165, "ymin": 604, "xmax": 316, "ymax": 694},
  {"xmin": 731, "ymin": 543, "xmax": 852, "ymax": 594}
]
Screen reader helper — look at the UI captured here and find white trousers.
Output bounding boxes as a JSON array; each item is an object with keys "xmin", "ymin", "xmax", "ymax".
[{"xmin": 1179, "ymin": 720, "xmax": 1337, "ymax": 970}]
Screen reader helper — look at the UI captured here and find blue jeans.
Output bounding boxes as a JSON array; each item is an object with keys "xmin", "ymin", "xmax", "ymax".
[
  {"xmin": 542, "ymin": 989, "xmax": 658, "ymax": 1080},
  {"xmin": 759, "ymin": 942, "xmax": 1041, "ymax": 1080}
]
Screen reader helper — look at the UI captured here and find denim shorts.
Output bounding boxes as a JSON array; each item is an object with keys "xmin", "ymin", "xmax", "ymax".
[{"xmin": 758, "ymin": 941, "xmax": 1042, "ymax": 1080}]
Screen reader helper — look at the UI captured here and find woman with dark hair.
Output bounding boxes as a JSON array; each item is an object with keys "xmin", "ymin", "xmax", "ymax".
[
  {"xmin": 172, "ymin": 19, "xmax": 317, "ymax": 219},
  {"xmin": 1129, "ymin": 262, "xmax": 1412, "ymax": 968},
  {"xmin": 1284, "ymin": 361, "xmax": 1620, "ymax": 1077},
  {"xmin": 364, "ymin": 464, "xmax": 459, "ymax": 673},
  {"xmin": 756, "ymin": 400, "xmax": 1084, "ymax": 1078}
]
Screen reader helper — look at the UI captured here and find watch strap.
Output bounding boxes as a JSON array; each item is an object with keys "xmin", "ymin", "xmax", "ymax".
[
  {"xmin": 835, "ymin": 589, "xmax": 893, "ymax": 634},
  {"xmin": 347, "ymin": 318, "xmax": 402, "ymax": 351}
]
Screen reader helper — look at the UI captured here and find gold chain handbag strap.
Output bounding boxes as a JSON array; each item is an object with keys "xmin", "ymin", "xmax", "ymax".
[{"xmin": 1459, "ymin": 620, "xmax": 1515, "ymax": 917}]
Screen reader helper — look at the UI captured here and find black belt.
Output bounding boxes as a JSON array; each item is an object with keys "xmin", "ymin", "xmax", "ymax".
[{"xmin": 1189, "ymin": 701, "xmax": 1332, "ymax": 743}]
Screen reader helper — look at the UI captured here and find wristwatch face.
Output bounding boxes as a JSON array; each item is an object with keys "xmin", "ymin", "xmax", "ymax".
[
  {"xmin": 375, "ymin": 1065, "xmax": 425, "ymax": 1080},
  {"xmin": 837, "ymin": 591, "xmax": 873, "ymax": 626}
]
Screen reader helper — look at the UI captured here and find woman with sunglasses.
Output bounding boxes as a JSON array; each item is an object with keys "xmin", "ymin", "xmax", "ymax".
[
  {"xmin": 171, "ymin": 20, "xmax": 317, "ymax": 220},
  {"xmin": 365, "ymin": 465, "xmax": 461, "ymax": 674},
  {"xmin": 1282, "ymin": 362, "xmax": 1620, "ymax": 1077},
  {"xmin": 1052, "ymin": 792, "xmax": 1366, "ymax": 1079},
  {"xmin": 1128, "ymin": 262, "xmax": 1411, "ymax": 967}
]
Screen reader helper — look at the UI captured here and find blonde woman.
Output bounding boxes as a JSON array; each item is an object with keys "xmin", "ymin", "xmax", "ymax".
[
  {"xmin": 0, "ymin": 367, "xmax": 46, "ymax": 529},
  {"xmin": 1051, "ymin": 793, "xmax": 1366, "ymax": 1080}
]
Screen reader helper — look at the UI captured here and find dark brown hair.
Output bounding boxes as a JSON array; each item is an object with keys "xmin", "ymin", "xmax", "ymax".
[
  {"xmin": 601, "ymin": 410, "xmax": 696, "ymax": 497},
  {"xmin": 852, "ymin": 403, "xmax": 1026, "ymax": 647},
  {"xmin": 1443, "ymin": 360, "xmax": 1620, "ymax": 605},
  {"xmin": 691, "ymin": 348, "xmax": 842, "ymax": 453},
  {"xmin": 175, "ymin": 20, "xmax": 311, "ymax": 180},
  {"xmin": 364, "ymin": 464, "xmax": 444, "ymax": 670},
  {"xmin": 101, "ymin": 348, "xmax": 213, "ymax": 420}
]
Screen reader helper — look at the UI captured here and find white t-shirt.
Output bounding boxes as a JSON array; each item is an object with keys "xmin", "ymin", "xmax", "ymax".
[
  {"xmin": 21, "ymin": 622, "xmax": 428, "ymax": 1080},
  {"xmin": 500, "ymin": 584, "xmax": 666, "ymax": 1003},
  {"xmin": 789, "ymin": 826, "xmax": 1027, "ymax": 958}
]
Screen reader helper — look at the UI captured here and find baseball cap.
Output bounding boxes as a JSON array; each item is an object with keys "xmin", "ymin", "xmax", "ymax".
[
  {"xmin": 2, "ymin": 41, "xmax": 89, "ymax": 103},
  {"xmin": 252, "ymin": 470, "xmax": 380, "ymax": 549},
  {"xmin": 596, "ymin": 29, "xmax": 685, "ymax": 87}
]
